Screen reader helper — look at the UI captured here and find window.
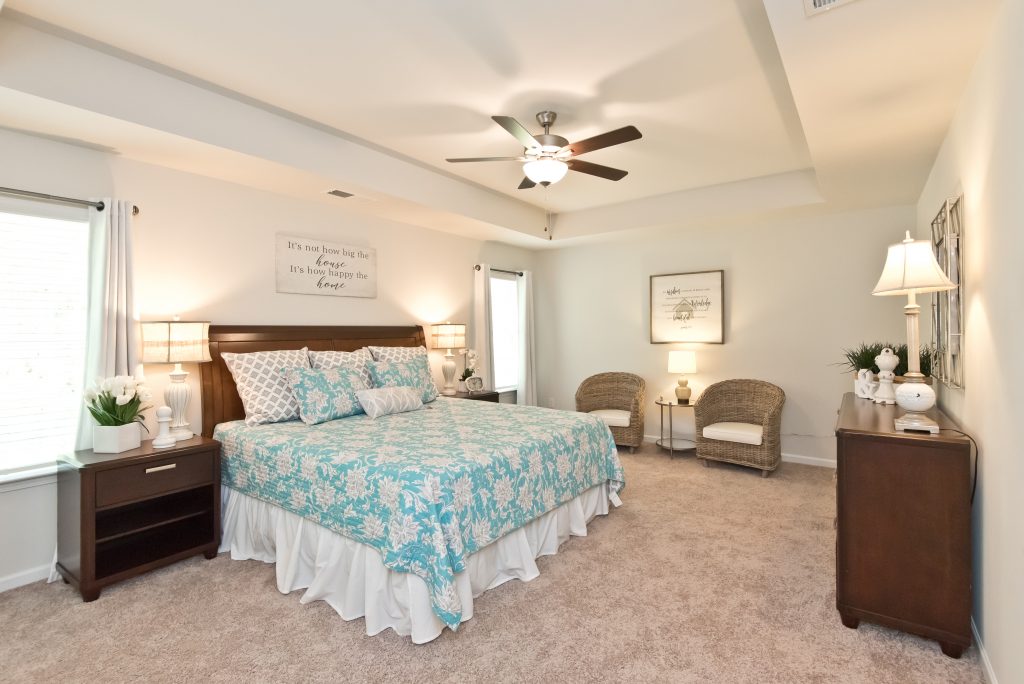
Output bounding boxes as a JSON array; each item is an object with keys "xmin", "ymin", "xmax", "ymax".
[
  {"xmin": 0, "ymin": 207, "xmax": 89, "ymax": 473},
  {"xmin": 489, "ymin": 273, "xmax": 520, "ymax": 391}
]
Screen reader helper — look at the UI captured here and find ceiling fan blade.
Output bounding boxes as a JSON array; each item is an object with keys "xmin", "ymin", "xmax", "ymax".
[
  {"xmin": 568, "ymin": 159, "xmax": 628, "ymax": 181},
  {"xmin": 492, "ymin": 116, "xmax": 541, "ymax": 150},
  {"xmin": 518, "ymin": 177, "xmax": 537, "ymax": 190},
  {"xmin": 446, "ymin": 156, "xmax": 527, "ymax": 163},
  {"xmin": 561, "ymin": 125, "xmax": 642, "ymax": 157}
]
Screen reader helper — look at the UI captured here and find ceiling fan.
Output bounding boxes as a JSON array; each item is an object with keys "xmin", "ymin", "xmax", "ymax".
[{"xmin": 446, "ymin": 111, "xmax": 642, "ymax": 189}]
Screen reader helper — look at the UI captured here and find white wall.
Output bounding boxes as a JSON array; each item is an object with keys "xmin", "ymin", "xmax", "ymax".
[
  {"xmin": 916, "ymin": 0, "xmax": 1024, "ymax": 680},
  {"xmin": 534, "ymin": 206, "xmax": 909, "ymax": 465},
  {"xmin": 0, "ymin": 127, "xmax": 535, "ymax": 590}
]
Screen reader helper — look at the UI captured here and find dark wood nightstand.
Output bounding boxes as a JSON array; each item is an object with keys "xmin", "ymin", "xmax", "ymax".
[
  {"xmin": 56, "ymin": 436, "xmax": 221, "ymax": 602},
  {"xmin": 448, "ymin": 390, "xmax": 500, "ymax": 402}
]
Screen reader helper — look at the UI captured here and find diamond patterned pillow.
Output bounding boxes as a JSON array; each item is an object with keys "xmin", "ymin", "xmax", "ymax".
[
  {"xmin": 368, "ymin": 357, "xmax": 438, "ymax": 404},
  {"xmin": 367, "ymin": 345, "xmax": 428, "ymax": 363},
  {"xmin": 367, "ymin": 346, "xmax": 438, "ymax": 398},
  {"xmin": 284, "ymin": 366, "xmax": 367, "ymax": 425},
  {"xmin": 309, "ymin": 348, "xmax": 373, "ymax": 387},
  {"xmin": 221, "ymin": 348, "xmax": 310, "ymax": 426},
  {"xmin": 355, "ymin": 386, "xmax": 423, "ymax": 419}
]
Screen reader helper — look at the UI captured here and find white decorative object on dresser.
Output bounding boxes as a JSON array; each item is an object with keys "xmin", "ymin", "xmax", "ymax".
[
  {"xmin": 140, "ymin": 319, "xmax": 212, "ymax": 439},
  {"xmin": 872, "ymin": 231, "xmax": 956, "ymax": 433}
]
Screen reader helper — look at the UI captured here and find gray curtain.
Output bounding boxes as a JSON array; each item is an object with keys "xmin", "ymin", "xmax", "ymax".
[
  {"xmin": 472, "ymin": 264, "xmax": 496, "ymax": 391},
  {"xmin": 517, "ymin": 270, "xmax": 537, "ymax": 406}
]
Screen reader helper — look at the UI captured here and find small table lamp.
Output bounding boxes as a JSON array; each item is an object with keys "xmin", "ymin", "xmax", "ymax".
[
  {"xmin": 141, "ymin": 319, "xmax": 212, "ymax": 440},
  {"xmin": 668, "ymin": 350, "xmax": 697, "ymax": 404},
  {"xmin": 431, "ymin": 322, "xmax": 466, "ymax": 396},
  {"xmin": 872, "ymin": 231, "xmax": 956, "ymax": 433}
]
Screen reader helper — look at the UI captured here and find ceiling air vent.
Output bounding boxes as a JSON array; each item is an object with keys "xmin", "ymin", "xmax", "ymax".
[
  {"xmin": 327, "ymin": 189, "xmax": 353, "ymax": 199},
  {"xmin": 803, "ymin": 0, "xmax": 860, "ymax": 17}
]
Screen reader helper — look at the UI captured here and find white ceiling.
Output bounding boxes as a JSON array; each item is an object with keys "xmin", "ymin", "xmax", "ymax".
[{"xmin": 0, "ymin": 0, "xmax": 1002, "ymax": 238}]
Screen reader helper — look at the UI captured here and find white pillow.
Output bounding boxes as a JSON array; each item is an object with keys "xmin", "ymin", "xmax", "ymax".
[
  {"xmin": 309, "ymin": 348, "xmax": 373, "ymax": 387},
  {"xmin": 221, "ymin": 348, "xmax": 310, "ymax": 426},
  {"xmin": 356, "ymin": 386, "xmax": 424, "ymax": 419}
]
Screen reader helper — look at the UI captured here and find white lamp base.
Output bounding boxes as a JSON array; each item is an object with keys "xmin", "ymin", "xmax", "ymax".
[
  {"xmin": 894, "ymin": 412, "xmax": 940, "ymax": 434},
  {"xmin": 441, "ymin": 350, "xmax": 457, "ymax": 396},
  {"xmin": 894, "ymin": 379, "xmax": 939, "ymax": 434},
  {"xmin": 165, "ymin": 363, "xmax": 194, "ymax": 440}
]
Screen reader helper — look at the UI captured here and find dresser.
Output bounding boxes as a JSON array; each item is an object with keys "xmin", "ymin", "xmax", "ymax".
[
  {"xmin": 834, "ymin": 393, "xmax": 972, "ymax": 658},
  {"xmin": 56, "ymin": 437, "xmax": 221, "ymax": 601}
]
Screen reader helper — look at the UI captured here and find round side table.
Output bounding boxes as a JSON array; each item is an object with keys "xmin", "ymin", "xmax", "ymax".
[{"xmin": 656, "ymin": 399, "xmax": 696, "ymax": 457}]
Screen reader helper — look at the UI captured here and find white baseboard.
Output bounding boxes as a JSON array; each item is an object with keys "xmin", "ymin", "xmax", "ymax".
[
  {"xmin": 0, "ymin": 564, "xmax": 50, "ymax": 593},
  {"xmin": 973, "ymin": 618, "xmax": 997, "ymax": 684},
  {"xmin": 642, "ymin": 435, "xmax": 835, "ymax": 469}
]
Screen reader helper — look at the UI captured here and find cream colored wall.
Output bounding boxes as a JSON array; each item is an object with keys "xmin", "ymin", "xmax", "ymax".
[
  {"xmin": 534, "ymin": 206, "xmax": 909, "ymax": 465},
  {"xmin": 0, "ymin": 127, "xmax": 535, "ymax": 589},
  {"xmin": 916, "ymin": 0, "xmax": 1024, "ymax": 680}
]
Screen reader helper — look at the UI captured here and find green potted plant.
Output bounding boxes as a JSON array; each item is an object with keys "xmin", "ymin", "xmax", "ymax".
[
  {"xmin": 839, "ymin": 342, "xmax": 936, "ymax": 387},
  {"xmin": 85, "ymin": 375, "xmax": 152, "ymax": 453}
]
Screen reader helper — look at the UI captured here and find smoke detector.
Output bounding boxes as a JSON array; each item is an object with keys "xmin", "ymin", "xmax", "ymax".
[{"xmin": 803, "ymin": 0, "xmax": 860, "ymax": 17}]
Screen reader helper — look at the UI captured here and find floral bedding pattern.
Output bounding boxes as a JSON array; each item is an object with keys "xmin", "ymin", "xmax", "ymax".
[
  {"xmin": 213, "ymin": 397, "xmax": 624, "ymax": 629},
  {"xmin": 368, "ymin": 357, "xmax": 438, "ymax": 403},
  {"xmin": 283, "ymin": 367, "xmax": 367, "ymax": 425}
]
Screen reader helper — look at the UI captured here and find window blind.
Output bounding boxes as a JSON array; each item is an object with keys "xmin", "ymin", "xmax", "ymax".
[{"xmin": 0, "ymin": 210, "xmax": 89, "ymax": 472}]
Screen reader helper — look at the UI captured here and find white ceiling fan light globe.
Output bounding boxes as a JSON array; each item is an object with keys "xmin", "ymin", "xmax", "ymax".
[{"xmin": 523, "ymin": 158, "xmax": 568, "ymax": 184}]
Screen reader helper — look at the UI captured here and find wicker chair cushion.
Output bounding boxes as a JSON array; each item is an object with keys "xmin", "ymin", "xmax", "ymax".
[
  {"xmin": 589, "ymin": 409, "xmax": 631, "ymax": 428},
  {"xmin": 702, "ymin": 422, "xmax": 764, "ymax": 446}
]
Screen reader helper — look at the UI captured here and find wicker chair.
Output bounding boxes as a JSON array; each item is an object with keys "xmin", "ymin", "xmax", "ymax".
[
  {"xmin": 575, "ymin": 372, "xmax": 646, "ymax": 453},
  {"xmin": 694, "ymin": 379, "xmax": 785, "ymax": 477}
]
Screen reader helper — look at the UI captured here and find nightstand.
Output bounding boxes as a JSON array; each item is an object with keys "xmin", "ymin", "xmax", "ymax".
[
  {"xmin": 448, "ymin": 390, "xmax": 500, "ymax": 402},
  {"xmin": 655, "ymin": 399, "xmax": 696, "ymax": 457},
  {"xmin": 56, "ymin": 436, "xmax": 221, "ymax": 602}
]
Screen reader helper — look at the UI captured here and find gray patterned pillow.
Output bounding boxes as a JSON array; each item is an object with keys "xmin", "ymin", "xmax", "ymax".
[
  {"xmin": 355, "ymin": 386, "xmax": 423, "ymax": 419},
  {"xmin": 309, "ymin": 348, "xmax": 373, "ymax": 387},
  {"xmin": 221, "ymin": 348, "xmax": 310, "ymax": 426},
  {"xmin": 367, "ymin": 346, "xmax": 438, "ymax": 397}
]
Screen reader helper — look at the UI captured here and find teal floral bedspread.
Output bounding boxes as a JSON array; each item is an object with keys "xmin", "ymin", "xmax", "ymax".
[{"xmin": 213, "ymin": 398, "xmax": 624, "ymax": 629}]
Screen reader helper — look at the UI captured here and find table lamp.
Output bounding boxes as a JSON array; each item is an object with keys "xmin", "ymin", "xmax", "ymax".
[
  {"xmin": 668, "ymin": 350, "xmax": 697, "ymax": 403},
  {"xmin": 141, "ymin": 318, "xmax": 212, "ymax": 440},
  {"xmin": 872, "ymin": 231, "xmax": 955, "ymax": 433},
  {"xmin": 431, "ymin": 322, "xmax": 466, "ymax": 396}
]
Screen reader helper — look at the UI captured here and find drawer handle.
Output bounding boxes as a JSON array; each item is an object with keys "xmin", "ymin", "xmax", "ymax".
[{"xmin": 145, "ymin": 463, "xmax": 177, "ymax": 474}]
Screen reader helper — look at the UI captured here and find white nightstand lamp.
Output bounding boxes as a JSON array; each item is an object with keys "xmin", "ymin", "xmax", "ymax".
[
  {"xmin": 431, "ymin": 322, "xmax": 466, "ymax": 396},
  {"xmin": 668, "ymin": 350, "xmax": 697, "ymax": 404},
  {"xmin": 141, "ymin": 319, "xmax": 211, "ymax": 440},
  {"xmin": 872, "ymin": 231, "xmax": 956, "ymax": 434}
]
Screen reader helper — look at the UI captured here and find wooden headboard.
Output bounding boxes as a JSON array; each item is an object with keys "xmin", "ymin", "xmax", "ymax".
[{"xmin": 199, "ymin": 324, "xmax": 426, "ymax": 437}]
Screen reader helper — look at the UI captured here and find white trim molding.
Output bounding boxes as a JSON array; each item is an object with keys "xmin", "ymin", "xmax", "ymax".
[
  {"xmin": 973, "ymin": 618, "xmax": 997, "ymax": 684},
  {"xmin": 0, "ymin": 563, "xmax": 50, "ymax": 593}
]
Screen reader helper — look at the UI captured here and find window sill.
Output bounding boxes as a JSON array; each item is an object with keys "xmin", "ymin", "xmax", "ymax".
[{"xmin": 0, "ymin": 463, "xmax": 59, "ymax": 491}]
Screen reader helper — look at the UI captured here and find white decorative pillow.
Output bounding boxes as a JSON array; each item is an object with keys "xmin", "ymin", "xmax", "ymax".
[
  {"xmin": 221, "ymin": 348, "xmax": 310, "ymax": 426},
  {"xmin": 309, "ymin": 348, "xmax": 373, "ymax": 387},
  {"xmin": 356, "ymin": 386, "xmax": 424, "ymax": 419}
]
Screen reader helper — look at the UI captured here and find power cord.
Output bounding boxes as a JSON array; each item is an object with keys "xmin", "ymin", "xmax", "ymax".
[{"xmin": 939, "ymin": 428, "xmax": 979, "ymax": 505}]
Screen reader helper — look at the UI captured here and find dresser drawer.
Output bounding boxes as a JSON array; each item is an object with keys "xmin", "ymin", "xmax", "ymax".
[{"xmin": 95, "ymin": 451, "xmax": 215, "ymax": 508}]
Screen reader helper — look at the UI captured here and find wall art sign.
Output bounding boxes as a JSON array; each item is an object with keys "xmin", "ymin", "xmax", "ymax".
[
  {"xmin": 650, "ymin": 270, "xmax": 725, "ymax": 344},
  {"xmin": 276, "ymin": 233, "xmax": 377, "ymax": 298}
]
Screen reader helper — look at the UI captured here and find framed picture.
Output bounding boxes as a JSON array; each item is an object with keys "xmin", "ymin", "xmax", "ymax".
[{"xmin": 650, "ymin": 270, "xmax": 725, "ymax": 344}]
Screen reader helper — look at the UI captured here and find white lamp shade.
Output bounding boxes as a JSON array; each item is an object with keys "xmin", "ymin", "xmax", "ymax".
[
  {"xmin": 523, "ymin": 159, "xmax": 568, "ymax": 184},
  {"xmin": 431, "ymin": 322, "xmax": 466, "ymax": 350},
  {"xmin": 141, "ymin": 320, "xmax": 212, "ymax": 364},
  {"xmin": 872, "ymin": 232, "xmax": 956, "ymax": 296},
  {"xmin": 668, "ymin": 350, "xmax": 697, "ymax": 374}
]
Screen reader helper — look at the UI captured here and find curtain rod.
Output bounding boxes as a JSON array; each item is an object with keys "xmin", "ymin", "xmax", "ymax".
[
  {"xmin": 474, "ymin": 264, "xmax": 523, "ymax": 276},
  {"xmin": 0, "ymin": 186, "xmax": 140, "ymax": 216}
]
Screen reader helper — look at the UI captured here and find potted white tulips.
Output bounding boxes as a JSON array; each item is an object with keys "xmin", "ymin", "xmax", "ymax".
[{"xmin": 85, "ymin": 376, "xmax": 153, "ymax": 453}]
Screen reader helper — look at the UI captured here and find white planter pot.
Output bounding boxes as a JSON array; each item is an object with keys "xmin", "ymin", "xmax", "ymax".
[{"xmin": 93, "ymin": 423, "xmax": 142, "ymax": 454}]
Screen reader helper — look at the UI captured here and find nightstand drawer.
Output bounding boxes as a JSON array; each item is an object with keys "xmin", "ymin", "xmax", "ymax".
[{"xmin": 95, "ymin": 451, "xmax": 215, "ymax": 508}]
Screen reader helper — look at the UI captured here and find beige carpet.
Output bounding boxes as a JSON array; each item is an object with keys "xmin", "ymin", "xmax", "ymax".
[{"xmin": 1, "ymin": 445, "xmax": 984, "ymax": 683}]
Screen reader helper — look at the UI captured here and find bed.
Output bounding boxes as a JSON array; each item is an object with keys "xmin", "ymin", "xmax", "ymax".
[{"xmin": 200, "ymin": 325, "xmax": 625, "ymax": 643}]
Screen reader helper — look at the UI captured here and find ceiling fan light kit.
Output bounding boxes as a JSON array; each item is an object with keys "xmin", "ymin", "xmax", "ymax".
[
  {"xmin": 523, "ymin": 158, "xmax": 568, "ymax": 185},
  {"xmin": 447, "ymin": 111, "xmax": 642, "ymax": 189}
]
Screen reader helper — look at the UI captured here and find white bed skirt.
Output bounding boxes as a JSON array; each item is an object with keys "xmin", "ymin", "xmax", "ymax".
[{"xmin": 220, "ymin": 483, "xmax": 618, "ymax": 643}]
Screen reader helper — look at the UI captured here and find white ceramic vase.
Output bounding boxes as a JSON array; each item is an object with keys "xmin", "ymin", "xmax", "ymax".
[{"xmin": 93, "ymin": 423, "xmax": 142, "ymax": 453}]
